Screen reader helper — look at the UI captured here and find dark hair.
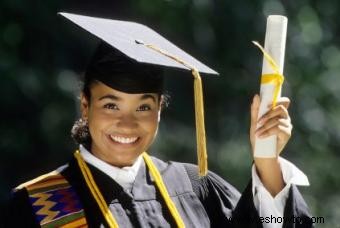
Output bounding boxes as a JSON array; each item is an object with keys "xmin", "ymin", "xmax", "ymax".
[
  {"xmin": 81, "ymin": 78, "xmax": 169, "ymax": 106},
  {"xmin": 84, "ymin": 42, "xmax": 164, "ymax": 95}
]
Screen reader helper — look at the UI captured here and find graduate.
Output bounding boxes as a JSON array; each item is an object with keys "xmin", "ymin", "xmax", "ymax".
[{"xmin": 3, "ymin": 13, "xmax": 314, "ymax": 227}]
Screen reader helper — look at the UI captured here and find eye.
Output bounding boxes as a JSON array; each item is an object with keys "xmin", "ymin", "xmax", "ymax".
[
  {"xmin": 136, "ymin": 104, "xmax": 151, "ymax": 111},
  {"xmin": 103, "ymin": 103, "xmax": 119, "ymax": 110}
]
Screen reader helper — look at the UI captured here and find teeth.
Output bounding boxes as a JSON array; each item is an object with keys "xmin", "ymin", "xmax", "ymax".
[{"xmin": 110, "ymin": 135, "xmax": 138, "ymax": 144}]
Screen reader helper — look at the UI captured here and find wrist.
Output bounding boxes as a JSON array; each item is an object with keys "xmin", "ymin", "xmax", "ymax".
[
  {"xmin": 254, "ymin": 157, "xmax": 285, "ymax": 196},
  {"xmin": 254, "ymin": 157, "xmax": 280, "ymax": 171}
]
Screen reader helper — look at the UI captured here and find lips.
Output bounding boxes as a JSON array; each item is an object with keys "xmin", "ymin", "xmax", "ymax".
[{"xmin": 109, "ymin": 135, "xmax": 139, "ymax": 144}]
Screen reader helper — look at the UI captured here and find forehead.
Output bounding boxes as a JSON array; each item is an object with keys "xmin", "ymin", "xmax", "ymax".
[{"xmin": 90, "ymin": 81, "xmax": 158, "ymax": 101}]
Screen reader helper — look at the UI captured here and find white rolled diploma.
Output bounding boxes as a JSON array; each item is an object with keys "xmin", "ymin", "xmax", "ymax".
[{"xmin": 254, "ymin": 15, "xmax": 288, "ymax": 158}]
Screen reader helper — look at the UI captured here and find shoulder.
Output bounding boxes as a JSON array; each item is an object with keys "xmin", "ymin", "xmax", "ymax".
[
  {"xmin": 149, "ymin": 156, "xmax": 241, "ymax": 199},
  {"xmin": 179, "ymin": 162, "xmax": 241, "ymax": 203},
  {"xmin": 15, "ymin": 164, "xmax": 69, "ymax": 193},
  {"xmin": 176, "ymin": 162, "xmax": 242, "ymax": 224},
  {"xmin": 2, "ymin": 165, "xmax": 69, "ymax": 228},
  {"xmin": 7, "ymin": 164, "xmax": 88, "ymax": 227}
]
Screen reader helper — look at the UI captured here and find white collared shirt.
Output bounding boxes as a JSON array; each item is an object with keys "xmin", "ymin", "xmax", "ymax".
[
  {"xmin": 252, "ymin": 157, "xmax": 310, "ymax": 228},
  {"xmin": 79, "ymin": 145, "xmax": 142, "ymax": 190}
]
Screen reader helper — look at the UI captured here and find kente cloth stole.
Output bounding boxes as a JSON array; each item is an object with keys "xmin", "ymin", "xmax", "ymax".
[{"xmin": 20, "ymin": 170, "xmax": 87, "ymax": 227}]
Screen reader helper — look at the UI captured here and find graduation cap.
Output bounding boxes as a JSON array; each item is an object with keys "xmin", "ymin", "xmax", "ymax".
[{"xmin": 59, "ymin": 12, "xmax": 219, "ymax": 176}]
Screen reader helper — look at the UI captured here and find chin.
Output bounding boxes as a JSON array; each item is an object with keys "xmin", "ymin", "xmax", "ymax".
[{"xmin": 107, "ymin": 152, "xmax": 140, "ymax": 167}]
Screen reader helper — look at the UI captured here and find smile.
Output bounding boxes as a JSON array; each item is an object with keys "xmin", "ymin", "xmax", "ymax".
[{"xmin": 109, "ymin": 135, "xmax": 139, "ymax": 144}]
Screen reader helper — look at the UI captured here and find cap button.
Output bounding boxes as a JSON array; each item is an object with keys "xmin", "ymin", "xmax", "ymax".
[{"xmin": 135, "ymin": 39, "xmax": 144, "ymax": 45}]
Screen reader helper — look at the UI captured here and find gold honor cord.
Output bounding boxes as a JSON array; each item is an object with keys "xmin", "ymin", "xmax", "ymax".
[
  {"xmin": 74, "ymin": 151, "xmax": 185, "ymax": 228},
  {"xmin": 252, "ymin": 41, "xmax": 285, "ymax": 109},
  {"xmin": 142, "ymin": 152, "xmax": 185, "ymax": 228},
  {"xmin": 74, "ymin": 151, "xmax": 119, "ymax": 228},
  {"xmin": 145, "ymin": 44, "xmax": 208, "ymax": 177}
]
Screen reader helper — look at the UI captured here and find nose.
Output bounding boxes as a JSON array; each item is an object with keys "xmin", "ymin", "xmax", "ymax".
[{"xmin": 116, "ymin": 113, "xmax": 138, "ymax": 131}]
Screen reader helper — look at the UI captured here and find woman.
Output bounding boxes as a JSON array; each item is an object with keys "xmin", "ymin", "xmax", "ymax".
[{"xmin": 3, "ymin": 13, "xmax": 313, "ymax": 228}]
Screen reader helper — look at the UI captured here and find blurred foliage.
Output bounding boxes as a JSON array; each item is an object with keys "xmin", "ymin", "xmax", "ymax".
[{"xmin": 1, "ymin": 0, "xmax": 339, "ymax": 226}]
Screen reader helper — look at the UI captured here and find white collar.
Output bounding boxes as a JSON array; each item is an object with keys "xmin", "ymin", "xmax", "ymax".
[
  {"xmin": 79, "ymin": 145, "xmax": 143, "ymax": 190},
  {"xmin": 251, "ymin": 156, "xmax": 310, "ymax": 197}
]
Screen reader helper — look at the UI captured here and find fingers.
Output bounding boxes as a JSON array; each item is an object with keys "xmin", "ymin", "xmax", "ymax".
[
  {"xmin": 258, "ymin": 104, "xmax": 290, "ymax": 125},
  {"xmin": 256, "ymin": 97, "xmax": 292, "ymax": 139},
  {"xmin": 257, "ymin": 124, "xmax": 292, "ymax": 140},
  {"xmin": 252, "ymin": 96, "xmax": 293, "ymax": 156},
  {"xmin": 256, "ymin": 118, "xmax": 292, "ymax": 138},
  {"xmin": 268, "ymin": 97, "xmax": 290, "ymax": 109}
]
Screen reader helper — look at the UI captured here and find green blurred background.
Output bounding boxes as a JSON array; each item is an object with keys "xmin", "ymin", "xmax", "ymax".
[{"xmin": 1, "ymin": 0, "xmax": 339, "ymax": 226}]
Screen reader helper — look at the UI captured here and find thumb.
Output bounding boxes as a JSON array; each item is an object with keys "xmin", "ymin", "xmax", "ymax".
[
  {"xmin": 251, "ymin": 94, "xmax": 260, "ymax": 122},
  {"xmin": 250, "ymin": 94, "xmax": 260, "ymax": 152},
  {"xmin": 250, "ymin": 94, "xmax": 260, "ymax": 133}
]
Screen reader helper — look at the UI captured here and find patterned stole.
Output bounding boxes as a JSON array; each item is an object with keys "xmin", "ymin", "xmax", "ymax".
[{"xmin": 16, "ymin": 169, "xmax": 88, "ymax": 227}]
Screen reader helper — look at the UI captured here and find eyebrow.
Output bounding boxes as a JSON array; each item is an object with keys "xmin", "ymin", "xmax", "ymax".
[
  {"xmin": 98, "ymin": 94, "xmax": 157, "ymax": 103},
  {"xmin": 140, "ymin": 94, "xmax": 157, "ymax": 103},
  {"xmin": 98, "ymin": 94, "xmax": 121, "ymax": 101}
]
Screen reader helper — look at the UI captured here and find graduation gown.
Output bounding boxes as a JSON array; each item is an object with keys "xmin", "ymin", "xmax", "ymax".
[{"xmin": 2, "ymin": 156, "xmax": 314, "ymax": 227}]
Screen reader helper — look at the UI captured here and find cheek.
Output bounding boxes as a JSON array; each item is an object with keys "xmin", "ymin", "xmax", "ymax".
[
  {"xmin": 88, "ymin": 109, "xmax": 114, "ymax": 133},
  {"xmin": 137, "ymin": 112, "xmax": 159, "ymax": 131}
]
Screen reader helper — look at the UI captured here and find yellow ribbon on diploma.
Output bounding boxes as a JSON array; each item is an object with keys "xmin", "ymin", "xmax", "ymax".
[{"xmin": 252, "ymin": 41, "xmax": 285, "ymax": 109}]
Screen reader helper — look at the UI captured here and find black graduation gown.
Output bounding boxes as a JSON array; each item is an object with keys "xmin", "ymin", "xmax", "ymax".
[{"xmin": 1, "ymin": 156, "xmax": 314, "ymax": 227}]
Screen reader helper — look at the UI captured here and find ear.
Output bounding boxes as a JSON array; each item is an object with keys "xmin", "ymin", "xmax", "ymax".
[
  {"xmin": 80, "ymin": 93, "xmax": 89, "ymax": 119},
  {"xmin": 157, "ymin": 95, "xmax": 164, "ymax": 122}
]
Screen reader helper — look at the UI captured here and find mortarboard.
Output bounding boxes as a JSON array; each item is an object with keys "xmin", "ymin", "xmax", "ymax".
[
  {"xmin": 84, "ymin": 41, "xmax": 165, "ymax": 95},
  {"xmin": 59, "ymin": 12, "xmax": 219, "ymax": 176}
]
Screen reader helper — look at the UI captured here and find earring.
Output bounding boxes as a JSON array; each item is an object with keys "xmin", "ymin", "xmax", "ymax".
[{"xmin": 71, "ymin": 117, "xmax": 90, "ymax": 145}]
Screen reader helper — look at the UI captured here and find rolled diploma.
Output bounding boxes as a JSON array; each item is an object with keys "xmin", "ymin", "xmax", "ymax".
[{"xmin": 254, "ymin": 15, "xmax": 287, "ymax": 158}]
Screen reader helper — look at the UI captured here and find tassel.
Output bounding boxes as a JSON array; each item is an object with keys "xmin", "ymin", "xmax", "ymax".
[
  {"xmin": 192, "ymin": 69, "xmax": 208, "ymax": 176},
  {"xmin": 145, "ymin": 44, "xmax": 209, "ymax": 176}
]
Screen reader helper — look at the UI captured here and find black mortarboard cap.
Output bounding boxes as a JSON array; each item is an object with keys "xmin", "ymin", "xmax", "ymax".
[{"xmin": 85, "ymin": 41, "xmax": 164, "ymax": 94}]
